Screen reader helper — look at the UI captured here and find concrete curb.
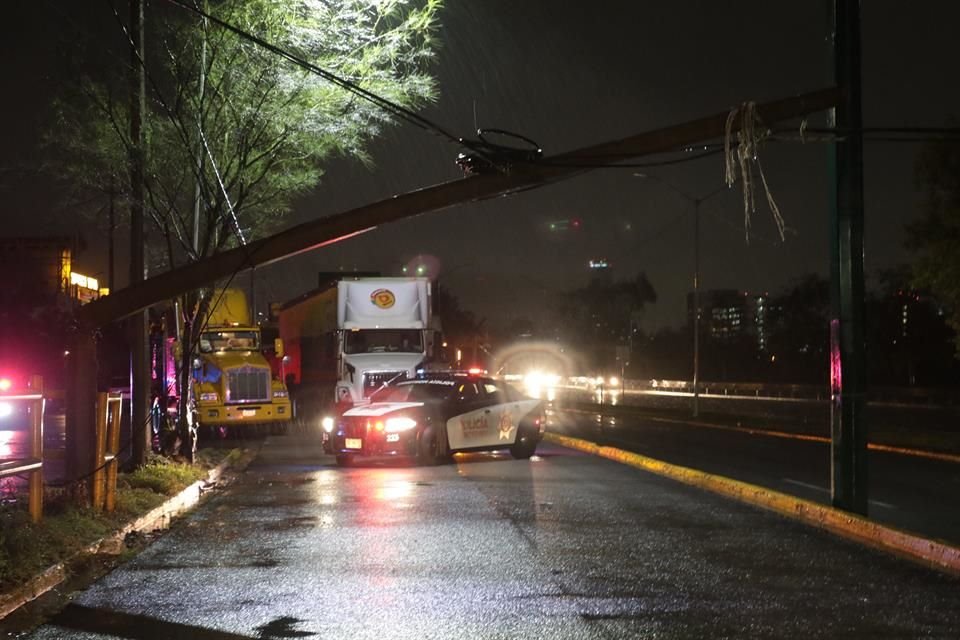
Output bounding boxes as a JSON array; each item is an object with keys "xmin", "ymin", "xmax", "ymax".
[
  {"xmin": 544, "ymin": 432, "xmax": 960, "ymax": 575},
  {"xmin": 0, "ymin": 449, "xmax": 256, "ymax": 620}
]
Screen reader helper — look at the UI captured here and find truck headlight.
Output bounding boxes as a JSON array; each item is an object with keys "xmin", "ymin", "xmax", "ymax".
[
  {"xmin": 273, "ymin": 389, "xmax": 289, "ymax": 398},
  {"xmin": 385, "ymin": 416, "xmax": 417, "ymax": 433},
  {"xmin": 199, "ymin": 392, "xmax": 218, "ymax": 403}
]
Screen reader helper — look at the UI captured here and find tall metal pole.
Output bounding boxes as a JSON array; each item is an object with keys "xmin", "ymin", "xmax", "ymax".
[
  {"xmin": 129, "ymin": 0, "xmax": 150, "ymax": 468},
  {"xmin": 108, "ymin": 177, "xmax": 115, "ymax": 293},
  {"xmin": 829, "ymin": 0, "xmax": 868, "ymax": 514},
  {"xmin": 192, "ymin": 1, "xmax": 206, "ymax": 255},
  {"xmin": 693, "ymin": 199, "xmax": 701, "ymax": 417}
]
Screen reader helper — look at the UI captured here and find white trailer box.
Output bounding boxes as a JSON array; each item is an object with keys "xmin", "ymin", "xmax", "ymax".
[
  {"xmin": 337, "ymin": 278, "xmax": 431, "ymax": 329},
  {"xmin": 335, "ymin": 278, "xmax": 433, "ymax": 404}
]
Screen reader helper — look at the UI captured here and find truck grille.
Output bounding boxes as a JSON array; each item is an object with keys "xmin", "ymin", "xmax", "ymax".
[
  {"xmin": 226, "ymin": 366, "xmax": 270, "ymax": 403},
  {"xmin": 363, "ymin": 371, "xmax": 405, "ymax": 397}
]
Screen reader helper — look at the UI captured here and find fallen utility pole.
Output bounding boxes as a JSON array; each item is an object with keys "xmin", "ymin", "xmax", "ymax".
[
  {"xmin": 78, "ymin": 87, "xmax": 838, "ymax": 329},
  {"xmin": 67, "ymin": 87, "xmax": 838, "ymax": 497}
]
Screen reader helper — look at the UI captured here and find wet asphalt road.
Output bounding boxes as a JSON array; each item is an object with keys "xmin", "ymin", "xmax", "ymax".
[
  {"xmin": 549, "ymin": 404, "xmax": 960, "ymax": 547},
  {"xmin": 20, "ymin": 432, "xmax": 960, "ymax": 639}
]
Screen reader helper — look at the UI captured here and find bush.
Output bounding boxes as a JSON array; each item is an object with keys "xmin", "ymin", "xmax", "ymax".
[{"xmin": 120, "ymin": 457, "xmax": 207, "ymax": 497}]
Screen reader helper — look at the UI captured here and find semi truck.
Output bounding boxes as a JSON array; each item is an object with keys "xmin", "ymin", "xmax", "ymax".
[
  {"xmin": 278, "ymin": 277, "xmax": 437, "ymax": 430},
  {"xmin": 155, "ymin": 288, "xmax": 292, "ymax": 438}
]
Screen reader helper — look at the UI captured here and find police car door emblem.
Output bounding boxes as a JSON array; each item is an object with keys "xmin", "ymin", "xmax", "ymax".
[{"xmin": 497, "ymin": 411, "xmax": 514, "ymax": 441}]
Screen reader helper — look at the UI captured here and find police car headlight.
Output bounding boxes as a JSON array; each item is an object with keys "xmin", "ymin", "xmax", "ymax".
[
  {"xmin": 321, "ymin": 416, "xmax": 335, "ymax": 433},
  {"xmin": 384, "ymin": 417, "xmax": 417, "ymax": 433}
]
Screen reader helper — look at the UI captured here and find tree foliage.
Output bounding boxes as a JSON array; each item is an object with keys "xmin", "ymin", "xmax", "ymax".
[
  {"xmin": 907, "ymin": 135, "xmax": 960, "ymax": 351},
  {"xmin": 766, "ymin": 273, "xmax": 830, "ymax": 383},
  {"xmin": 557, "ymin": 272, "xmax": 657, "ymax": 369},
  {"xmin": 48, "ymin": 0, "xmax": 442, "ymax": 271}
]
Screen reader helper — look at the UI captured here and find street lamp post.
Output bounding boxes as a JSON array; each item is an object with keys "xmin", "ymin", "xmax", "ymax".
[
  {"xmin": 693, "ymin": 198, "xmax": 700, "ymax": 417},
  {"xmin": 635, "ymin": 174, "xmax": 727, "ymax": 417}
]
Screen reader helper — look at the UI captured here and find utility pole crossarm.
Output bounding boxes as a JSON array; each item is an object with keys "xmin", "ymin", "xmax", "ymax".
[{"xmin": 79, "ymin": 87, "xmax": 840, "ymax": 329}]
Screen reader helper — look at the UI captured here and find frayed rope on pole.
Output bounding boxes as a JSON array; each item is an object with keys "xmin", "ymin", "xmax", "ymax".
[{"xmin": 724, "ymin": 102, "xmax": 787, "ymax": 243}]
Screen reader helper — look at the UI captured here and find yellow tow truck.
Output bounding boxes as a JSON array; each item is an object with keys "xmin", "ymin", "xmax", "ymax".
[{"xmin": 191, "ymin": 288, "xmax": 291, "ymax": 437}]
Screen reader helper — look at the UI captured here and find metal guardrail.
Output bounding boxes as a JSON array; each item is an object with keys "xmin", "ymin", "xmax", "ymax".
[
  {"xmin": 560, "ymin": 377, "xmax": 958, "ymax": 409},
  {"xmin": 0, "ymin": 383, "xmax": 123, "ymax": 520},
  {"xmin": 0, "ymin": 375, "xmax": 44, "ymax": 522}
]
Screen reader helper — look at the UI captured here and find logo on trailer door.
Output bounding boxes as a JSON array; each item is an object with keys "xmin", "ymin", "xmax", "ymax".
[{"xmin": 370, "ymin": 288, "xmax": 396, "ymax": 309}]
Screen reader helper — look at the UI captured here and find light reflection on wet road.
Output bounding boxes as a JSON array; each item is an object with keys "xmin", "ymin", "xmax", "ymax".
[{"xmin": 17, "ymin": 433, "xmax": 960, "ymax": 639}]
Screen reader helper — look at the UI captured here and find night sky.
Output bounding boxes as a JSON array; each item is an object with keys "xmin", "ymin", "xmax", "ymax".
[{"xmin": 2, "ymin": 2, "xmax": 959, "ymax": 332}]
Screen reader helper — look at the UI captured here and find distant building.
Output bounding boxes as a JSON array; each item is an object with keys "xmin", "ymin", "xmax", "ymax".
[
  {"xmin": 588, "ymin": 259, "xmax": 612, "ymax": 286},
  {"xmin": 0, "ymin": 236, "xmax": 106, "ymax": 306},
  {"xmin": 687, "ymin": 289, "xmax": 773, "ymax": 351}
]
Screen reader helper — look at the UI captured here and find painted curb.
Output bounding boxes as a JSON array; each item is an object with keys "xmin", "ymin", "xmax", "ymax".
[
  {"xmin": 544, "ymin": 432, "xmax": 960, "ymax": 575},
  {"xmin": 0, "ymin": 449, "xmax": 255, "ymax": 620}
]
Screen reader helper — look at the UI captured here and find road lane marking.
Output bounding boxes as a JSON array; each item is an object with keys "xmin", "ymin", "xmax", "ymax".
[
  {"xmin": 556, "ymin": 406, "xmax": 960, "ymax": 465},
  {"xmin": 781, "ymin": 478, "xmax": 897, "ymax": 510},
  {"xmin": 781, "ymin": 478, "xmax": 827, "ymax": 493}
]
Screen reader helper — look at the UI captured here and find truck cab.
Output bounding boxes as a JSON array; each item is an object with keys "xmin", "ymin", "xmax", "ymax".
[{"xmin": 190, "ymin": 289, "xmax": 291, "ymax": 436}]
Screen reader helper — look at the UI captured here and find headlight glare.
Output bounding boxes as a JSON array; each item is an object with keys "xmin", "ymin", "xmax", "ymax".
[{"xmin": 384, "ymin": 416, "xmax": 417, "ymax": 433}]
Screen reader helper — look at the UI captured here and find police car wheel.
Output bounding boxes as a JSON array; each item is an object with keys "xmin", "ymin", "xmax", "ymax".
[
  {"xmin": 416, "ymin": 427, "xmax": 440, "ymax": 465},
  {"xmin": 509, "ymin": 435, "xmax": 537, "ymax": 460}
]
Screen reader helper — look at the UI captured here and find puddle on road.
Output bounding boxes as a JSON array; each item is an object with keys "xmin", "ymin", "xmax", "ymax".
[{"xmin": 264, "ymin": 515, "xmax": 319, "ymax": 531}]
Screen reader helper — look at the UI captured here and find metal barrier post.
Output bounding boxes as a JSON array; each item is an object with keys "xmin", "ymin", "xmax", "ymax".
[
  {"xmin": 92, "ymin": 392, "xmax": 109, "ymax": 511},
  {"xmin": 28, "ymin": 375, "xmax": 44, "ymax": 523},
  {"xmin": 105, "ymin": 393, "xmax": 122, "ymax": 512}
]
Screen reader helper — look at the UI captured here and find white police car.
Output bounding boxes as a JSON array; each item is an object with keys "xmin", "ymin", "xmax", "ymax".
[{"xmin": 330, "ymin": 372, "xmax": 545, "ymax": 466}]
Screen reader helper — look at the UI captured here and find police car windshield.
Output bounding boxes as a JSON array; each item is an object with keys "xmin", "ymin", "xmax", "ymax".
[{"xmin": 371, "ymin": 380, "xmax": 456, "ymax": 403}]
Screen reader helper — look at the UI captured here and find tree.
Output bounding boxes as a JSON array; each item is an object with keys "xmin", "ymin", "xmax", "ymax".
[
  {"xmin": 766, "ymin": 274, "xmax": 830, "ymax": 383},
  {"xmin": 865, "ymin": 266, "xmax": 958, "ymax": 385},
  {"xmin": 46, "ymin": 0, "xmax": 443, "ymax": 453},
  {"xmin": 557, "ymin": 272, "xmax": 657, "ymax": 370},
  {"xmin": 50, "ymin": 0, "xmax": 441, "ymax": 268},
  {"xmin": 433, "ymin": 286, "xmax": 482, "ymax": 365},
  {"xmin": 906, "ymin": 134, "xmax": 960, "ymax": 353}
]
